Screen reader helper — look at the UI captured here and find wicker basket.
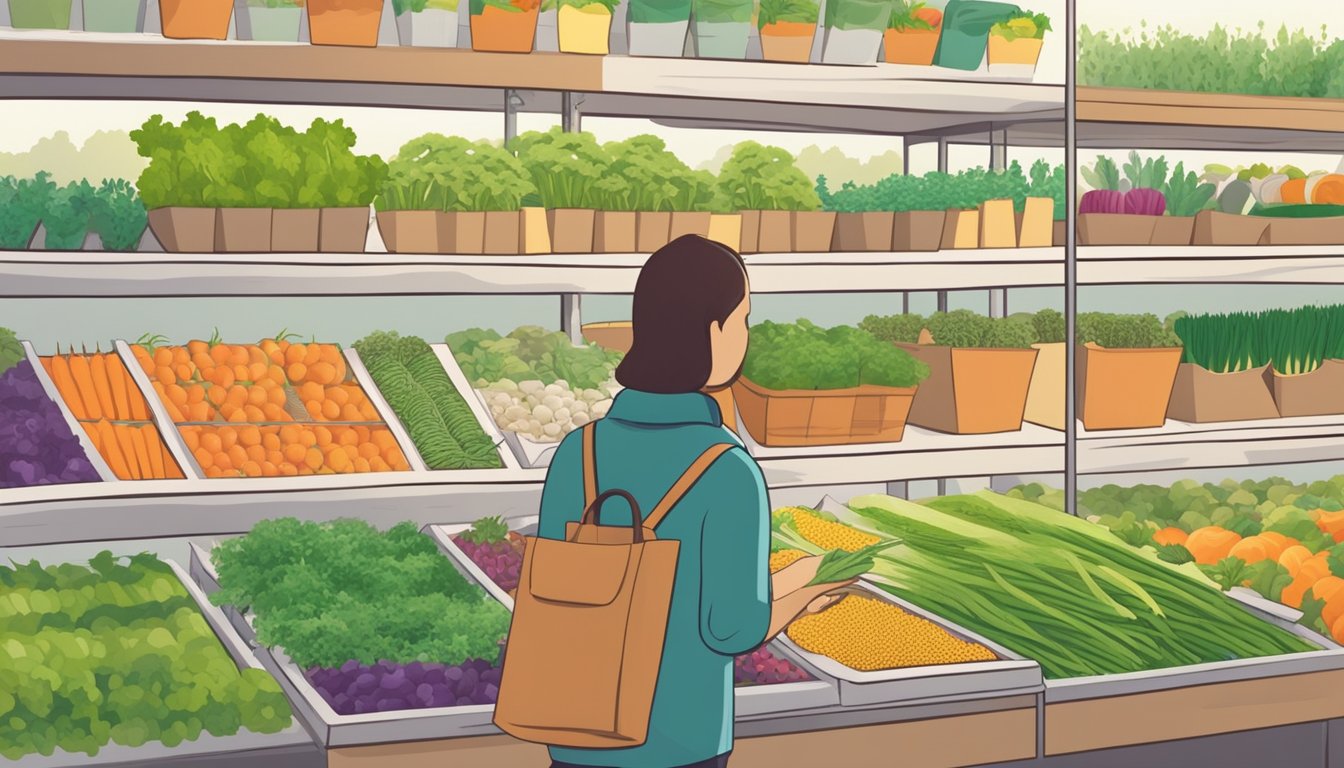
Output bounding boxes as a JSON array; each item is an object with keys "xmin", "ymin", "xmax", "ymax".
[{"xmin": 732, "ymin": 378, "xmax": 917, "ymax": 447}]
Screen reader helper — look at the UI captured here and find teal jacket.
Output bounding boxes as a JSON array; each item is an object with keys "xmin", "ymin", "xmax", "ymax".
[{"xmin": 538, "ymin": 389, "xmax": 772, "ymax": 768}]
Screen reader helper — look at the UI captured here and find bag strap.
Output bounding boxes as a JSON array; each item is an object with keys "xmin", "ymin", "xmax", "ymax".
[
  {"xmin": 582, "ymin": 422, "xmax": 599, "ymax": 510},
  {"xmin": 581, "ymin": 420, "xmax": 736, "ymax": 531},
  {"xmin": 644, "ymin": 443, "xmax": 736, "ymax": 530}
]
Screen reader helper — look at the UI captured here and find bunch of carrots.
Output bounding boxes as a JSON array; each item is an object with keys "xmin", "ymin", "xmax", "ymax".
[{"xmin": 41, "ymin": 345, "xmax": 184, "ymax": 481}]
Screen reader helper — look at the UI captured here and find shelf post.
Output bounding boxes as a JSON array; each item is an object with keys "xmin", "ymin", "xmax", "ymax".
[
  {"xmin": 561, "ymin": 92, "xmax": 585, "ymax": 133},
  {"xmin": 902, "ymin": 292, "xmax": 910, "ymax": 315},
  {"xmin": 990, "ymin": 127, "xmax": 1007, "ymax": 171},
  {"xmin": 504, "ymin": 89, "xmax": 523, "ymax": 144},
  {"xmin": 936, "ymin": 290, "xmax": 948, "ymax": 313},
  {"xmin": 885, "ymin": 481, "xmax": 908, "ymax": 500},
  {"xmin": 988, "ymin": 288, "xmax": 1004, "ymax": 318},
  {"xmin": 902, "ymin": 137, "xmax": 912, "ymax": 176},
  {"xmin": 936, "ymin": 138, "xmax": 949, "ymax": 174},
  {"xmin": 560, "ymin": 293, "xmax": 583, "ymax": 345},
  {"xmin": 1064, "ymin": 0, "xmax": 1078, "ymax": 516}
]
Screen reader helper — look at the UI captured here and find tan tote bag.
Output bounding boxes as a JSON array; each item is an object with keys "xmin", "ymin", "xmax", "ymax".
[{"xmin": 494, "ymin": 422, "xmax": 734, "ymax": 748}]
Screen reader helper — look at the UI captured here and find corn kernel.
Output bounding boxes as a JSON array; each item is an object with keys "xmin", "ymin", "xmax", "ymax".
[
  {"xmin": 787, "ymin": 595, "xmax": 996, "ymax": 671},
  {"xmin": 770, "ymin": 549, "xmax": 808, "ymax": 573}
]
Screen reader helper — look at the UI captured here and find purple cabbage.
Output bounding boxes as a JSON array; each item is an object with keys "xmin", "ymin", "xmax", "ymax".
[
  {"xmin": 1, "ymin": 359, "xmax": 101, "ymax": 489},
  {"xmin": 306, "ymin": 658, "xmax": 501, "ymax": 715},
  {"xmin": 1124, "ymin": 188, "xmax": 1167, "ymax": 216},
  {"xmin": 1078, "ymin": 189, "xmax": 1126, "ymax": 215}
]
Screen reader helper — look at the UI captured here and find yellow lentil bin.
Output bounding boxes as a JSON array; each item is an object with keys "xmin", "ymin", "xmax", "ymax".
[
  {"xmin": 769, "ymin": 549, "xmax": 808, "ymax": 573},
  {"xmin": 778, "ymin": 507, "xmax": 880, "ymax": 553},
  {"xmin": 787, "ymin": 595, "xmax": 996, "ymax": 671}
]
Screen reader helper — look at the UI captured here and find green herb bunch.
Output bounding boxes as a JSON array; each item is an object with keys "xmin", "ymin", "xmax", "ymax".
[
  {"xmin": 1077, "ymin": 312, "xmax": 1180, "ymax": 349},
  {"xmin": 210, "ymin": 518, "xmax": 511, "ymax": 668},
  {"xmin": 448, "ymin": 325, "xmax": 622, "ymax": 390},
  {"xmin": 1080, "ymin": 23, "xmax": 1344, "ymax": 99},
  {"xmin": 716, "ymin": 141, "xmax": 822, "ymax": 212},
  {"xmin": 743, "ymin": 319, "xmax": 929, "ymax": 390},
  {"xmin": 132, "ymin": 112, "xmax": 387, "ymax": 210},
  {"xmin": 377, "ymin": 133, "xmax": 535, "ymax": 212}
]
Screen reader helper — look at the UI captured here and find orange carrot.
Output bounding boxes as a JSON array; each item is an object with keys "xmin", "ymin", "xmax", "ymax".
[
  {"xmin": 140, "ymin": 425, "xmax": 166, "ymax": 479},
  {"xmin": 49, "ymin": 349, "xmax": 87, "ymax": 420},
  {"xmin": 68, "ymin": 352, "xmax": 103, "ymax": 420},
  {"xmin": 128, "ymin": 425, "xmax": 153, "ymax": 480},
  {"xmin": 98, "ymin": 420, "xmax": 130, "ymax": 479},
  {"xmin": 114, "ymin": 425, "xmax": 141, "ymax": 478},
  {"xmin": 164, "ymin": 444, "xmax": 185, "ymax": 479},
  {"xmin": 82, "ymin": 421, "xmax": 102, "ymax": 453},
  {"xmin": 104, "ymin": 354, "xmax": 132, "ymax": 420},
  {"xmin": 88, "ymin": 351, "xmax": 118, "ymax": 420}
]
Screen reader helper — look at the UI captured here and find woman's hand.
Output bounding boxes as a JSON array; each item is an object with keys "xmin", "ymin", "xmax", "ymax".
[
  {"xmin": 762, "ymin": 575, "xmax": 857, "ymax": 641},
  {"xmin": 770, "ymin": 554, "xmax": 826, "ymax": 597}
]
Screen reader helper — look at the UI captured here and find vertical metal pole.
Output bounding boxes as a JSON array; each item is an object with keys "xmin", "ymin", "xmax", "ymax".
[
  {"xmin": 990, "ymin": 127, "xmax": 1007, "ymax": 171},
  {"xmin": 903, "ymin": 137, "xmax": 912, "ymax": 175},
  {"xmin": 1000, "ymin": 288, "xmax": 1008, "ymax": 316},
  {"xmin": 885, "ymin": 481, "xmax": 908, "ymax": 500},
  {"xmin": 989, "ymin": 289, "xmax": 1004, "ymax": 318},
  {"xmin": 936, "ymin": 138, "xmax": 949, "ymax": 174},
  {"xmin": 1065, "ymin": 0, "xmax": 1078, "ymax": 515},
  {"xmin": 902, "ymin": 292, "xmax": 910, "ymax": 315},
  {"xmin": 560, "ymin": 294, "xmax": 583, "ymax": 345},
  {"xmin": 504, "ymin": 89, "xmax": 521, "ymax": 144},
  {"xmin": 936, "ymin": 290, "xmax": 949, "ymax": 313},
  {"xmin": 561, "ymin": 92, "xmax": 583, "ymax": 133}
]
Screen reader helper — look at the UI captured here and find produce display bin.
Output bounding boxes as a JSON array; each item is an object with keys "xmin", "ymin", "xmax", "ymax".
[
  {"xmin": 425, "ymin": 520, "xmax": 843, "ymax": 718},
  {"xmin": 733, "ymin": 377, "xmax": 917, "ymax": 447},
  {"xmin": 20, "ymin": 340, "xmax": 117, "ymax": 483},
  {"xmin": 123, "ymin": 337, "xmax": 412, "ymax": 479},
  {"xmin": 343, "ymin": 347, "xmax": 432, "ymax": 472},
  {"xmin": 1166, "ymin": 363, "xmax": 1280, "ymax": 424},
  {"xmin": 113, "ymin": 339, "xmax": 204, "ymax": 479},
  {"xmin": 1044, "ymin": 589, "xmax": 1344, "ymax": 705},
  {"xmin": 189, "ymin": 539, "xmax": 511, "ymax": 748},
  {"xmin": 428, "ymin": 342, "xmax": 521, "ymax": 470},
  {"xmin": 776, "ymin": 580, "xmax": 1043, "ymax": 708},
  {"xmin": 9, "ymin": 559, "xmax": 316, "ymax": 768},
  {"xmin": 895, "ymin": 343, "xmax": 1038, "ymax": 435}
]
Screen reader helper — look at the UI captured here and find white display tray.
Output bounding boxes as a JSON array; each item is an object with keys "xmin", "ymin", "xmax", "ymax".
[
  {"xmin": 9, "ymin": 560, "xmax": 314, "ymax": 767},
  {"xmin": 1045, "ymin": 584, "xmax": 1344, "ymax": 703},
  {"xmin": 776, "ymin": 581, "xmax": 1044, "ymax": 708},
  {"xmin": 188, "ymin": 539, "xmax": 509, "ymax": 747}
]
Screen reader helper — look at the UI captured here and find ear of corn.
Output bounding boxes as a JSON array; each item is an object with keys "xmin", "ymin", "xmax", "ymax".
[
  {"xmin": 778, "ymin": 506, "xmax": 881, "ymax": 553},
  {"xmin": 787, "ymin": 594, "xmax": 996, "ymax": 671},
  {"xmin": 769, "ymin": 549, "xmax": 808, "ymax": 573}
]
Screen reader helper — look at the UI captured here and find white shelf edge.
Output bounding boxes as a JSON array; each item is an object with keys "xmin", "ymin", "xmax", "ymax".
[{"xmin": 20, "ymin": 339, "xmax": 118, "ymax": 483}]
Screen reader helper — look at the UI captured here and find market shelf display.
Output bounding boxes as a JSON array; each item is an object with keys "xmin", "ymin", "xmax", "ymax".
[
  {"xmin": 188, "ymin": 518, "xmax": 514, "ymax": 747},
  {"xmin": 0, "ymin": 552, "xmax": 306, "ymax": 765}
]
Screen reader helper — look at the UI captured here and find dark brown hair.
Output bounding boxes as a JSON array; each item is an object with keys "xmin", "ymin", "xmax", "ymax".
[{"xmin": 616, "ymin": 235, "xmax": 748, "ymax": 394}]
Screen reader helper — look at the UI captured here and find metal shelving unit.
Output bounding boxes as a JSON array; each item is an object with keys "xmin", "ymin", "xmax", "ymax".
[{"xmin": 1070, "ymin": 88, "xmax": 1344, "ymax": 491}]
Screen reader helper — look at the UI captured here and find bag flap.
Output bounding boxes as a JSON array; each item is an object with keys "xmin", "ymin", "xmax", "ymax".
[{"xmin": 528, "ymin": 538, "xmax": 632, "ymax": 606}]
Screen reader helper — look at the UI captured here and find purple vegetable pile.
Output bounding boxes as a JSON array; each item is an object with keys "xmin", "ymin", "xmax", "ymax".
[
  {"xmin": 733, "ymin": 647, "xmax": 813, "ymax": 686},
  {"xmin": 1078, "ymin": 188, "xmax": 1167, "ymax": 216},
  {"xmin": 1, "ymin": 357, "xmax": 100, "ymax": 489},
  {"xmin": 306, "ymin": 659, "xmax": 501, "ymax": 715},
  {"xmin": 453, "ymin": 517, "xmax": 526, "ymax": 592}
]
